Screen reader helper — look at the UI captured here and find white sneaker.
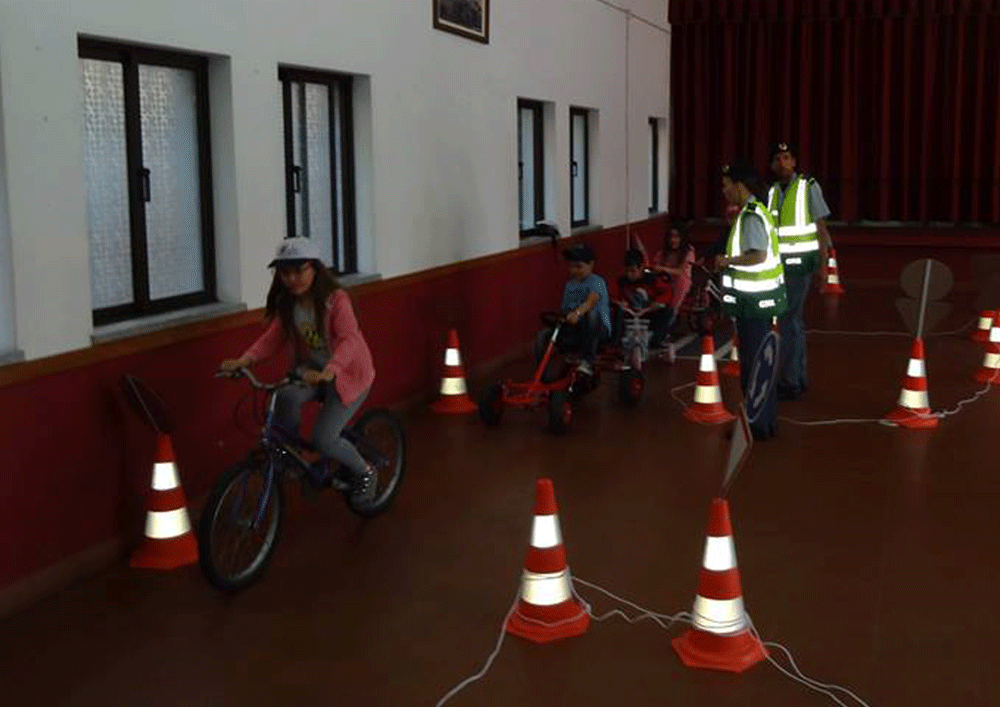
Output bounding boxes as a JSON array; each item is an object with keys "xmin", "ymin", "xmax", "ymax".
[
  {"xmin": 664, "ymin": 343, "xmax": 676, "ymax": 364},
  {"xmin": 576, "ymin": 360, "xmax": 594, "ymax": 376}
]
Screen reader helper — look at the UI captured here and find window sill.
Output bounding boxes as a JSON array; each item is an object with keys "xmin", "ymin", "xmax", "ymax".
[
  {"xmin": 0, "ymin": 349, "xmax": 25, "ymax": 366},
  {"xmin": 571, "ymin": 224, "xmax": 604, "ymax": 236},
  {"xmin": 340, "ymin": 272, "xmax": 382, "ymax": 288},
  {"xmin": 91, "ymin": 302, "xmax": 248, "ymax": 346}
]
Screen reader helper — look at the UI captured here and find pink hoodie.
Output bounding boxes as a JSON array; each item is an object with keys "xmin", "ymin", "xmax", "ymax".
[{"xmin": 241, "ymin": 289, "xmax": 375, "ymax": 405}]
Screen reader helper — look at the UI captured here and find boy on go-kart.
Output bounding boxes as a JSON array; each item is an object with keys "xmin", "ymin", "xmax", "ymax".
[{"xmin": 534, "ymin": 244, "xmax": 611, "ymax": 378}]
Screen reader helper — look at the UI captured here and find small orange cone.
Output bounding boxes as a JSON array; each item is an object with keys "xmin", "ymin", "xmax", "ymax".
[
  {"xmin": 822, "ymin": 248, "xmax": 846, "ymax": 295},
  {"xmin": 721, "ymin": 336, "xmax": 740, "ymax": 378},
  {"xmin": 131, "ymin": 434, "xmax": 198, "ymax": 569},
  {"xmin": 972, "ymin": 310, "xmax": 995, "ymax": 344},
  {"xmin": 673, "ymin": 498, "xmax": 768, "ymax": 673},
  {"xmin": 885, "ymin": 338, "xmax": 939, "ymax": 429},
  {"xmin": 431, "ymin": 329, "xmax": 477, "ymax": 414},
  {"xmin": 685, "ymin": 336, "xmax": 735, "ymax": 425},
  {"xmin": 506, "ymin": 479, "xmax": 590, "ymax": 644}
]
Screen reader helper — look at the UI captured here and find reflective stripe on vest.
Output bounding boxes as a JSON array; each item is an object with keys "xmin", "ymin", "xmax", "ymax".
[
  {"xmin": 768, "ymin": 176, "xmax": 819, "ymax": 255},
  {"xmin": 725, "ymin": 201, "xmax": 784, "ymax": 295}
]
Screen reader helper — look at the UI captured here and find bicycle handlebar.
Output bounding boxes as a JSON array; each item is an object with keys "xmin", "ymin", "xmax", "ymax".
[{"xmin": 214, "ymin": 367, "xmax": 298, "ymax": 391}]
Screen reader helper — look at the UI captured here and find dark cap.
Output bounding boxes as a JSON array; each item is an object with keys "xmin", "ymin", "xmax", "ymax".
[
  {"xmin": 563, "ymin": 243, "xmax": 595, "ymax": 263},
  {"xmin": 721, "ymin": 157, "xmax": 759, "ymax": 188},
  {"xmin": 624, "ymin": 248, "xmax": 644, "ymax": 267},
  {"xmin": 769, "ymin": 141, "xmax": 795, "ymax": 162}
]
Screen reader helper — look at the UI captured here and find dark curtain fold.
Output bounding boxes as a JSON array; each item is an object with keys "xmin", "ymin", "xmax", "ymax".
[{"xmin": 669, "ymin": 0, "xmax": 1000, "ymax": 224}]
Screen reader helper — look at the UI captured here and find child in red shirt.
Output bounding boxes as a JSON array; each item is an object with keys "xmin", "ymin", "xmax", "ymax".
[{"xmin": 611, "ymin": 249, "xmax": 674, "ymax": 350}]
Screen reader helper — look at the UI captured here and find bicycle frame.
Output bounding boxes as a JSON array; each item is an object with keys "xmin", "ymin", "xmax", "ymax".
[{"xmin": 232, "ymin": 376, "xmax": 393, "ymax": 531}]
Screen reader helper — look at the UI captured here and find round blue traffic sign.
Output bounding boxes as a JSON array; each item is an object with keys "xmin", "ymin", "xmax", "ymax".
[{"xmin": 745, "ymin": 330, "xmax": 780, "ymax": 423}]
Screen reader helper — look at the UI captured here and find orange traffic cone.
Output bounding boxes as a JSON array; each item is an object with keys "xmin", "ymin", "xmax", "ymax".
[
  {"xmin": 431, "ymin": 329, "xmax": 477, "ymax": 414},
  {"xmin": 822, "ymin": 248, "xmax": 846, "ymax": 295},
  {"xmin": 885, "ymin": 338, "xmax": 939, "ymax": 429},
  {"xmin": 972, "ymin": 310, "xmax": 995, "ymax": 344},
  {"xmin": 974, "ymin": 342, "xmax": 1000, "ymax": 385},
  {"xmin": 989, "ymin": 312, "xmax": 1000, "ymax": 347},
  {"xmin": 506, "ymin": 479, "xmax": 590, "ymax": 644},
  {"xmin": 130, "ymin": 434, "xmax": 198, "ymax": 569},
  {"xmin": 673, "ymin": 498, "xmax": 768, "ymax": 673},
  {"xmin": 721, "ymin": 336, "xmax": 740, "ymax": 378},
  {"xmin": 685, "ymin": 336, "xmax": 735, "ymax": 424}
]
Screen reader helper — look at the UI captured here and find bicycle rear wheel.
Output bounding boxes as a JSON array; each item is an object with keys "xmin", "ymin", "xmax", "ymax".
[
  {"xmin": 198, "ymin": 453, "xmax": 284, "ymax": 592},
  {"xmin": 346, "ymin": 409, "xmax": 406, "ymax": 517}
]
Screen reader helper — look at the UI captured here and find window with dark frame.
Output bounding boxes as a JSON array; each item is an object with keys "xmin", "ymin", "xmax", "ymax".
[
  {"xmin": 650, "ymin": 117, "xmax": 660, "ymax": 214},
  {"xmin": 79, "ymin": 38, "xmax": 216, "ymax": 326},
  {"xmin": 518, "ymin": 99, "xmax": 545, "ymax": 236},
  {"xmin": 570, "ymin": 107, "xmax": 590, "ymax": 227},
  {"xmin": 279, "ymin": 67, "xmax": 357, "ymax": 274}
]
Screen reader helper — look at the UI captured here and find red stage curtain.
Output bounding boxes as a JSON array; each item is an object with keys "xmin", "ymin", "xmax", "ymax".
[{"xmin": 669, "ymin": 0, "xmax": 1000, "ymax": 225}]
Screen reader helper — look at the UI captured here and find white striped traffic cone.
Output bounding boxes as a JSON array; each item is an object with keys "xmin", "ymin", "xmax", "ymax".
[
  {"xmin": 684, "ymin": 336, "xmax": 735, "ymax": 424},
  {"xmin": 974, "ymin": 341, "xmax": 1000, "ymax": 385},
  {"xmin": 972, "ymin": 310, "xmax": 995, "ymax": 344},
  {"xmin": 506, "ymin": 478, "xmax": 590, "ymax": 644},
  {"xmin": 822, "ymin": 248, "xmax": 846, "ymax": 295},
  {"xmin": 885, "ymin": 338, "xmax": 938, "ymax": 429},
  {"xmin": 431, "ymin": 329, "xmax": 477, "ymax": 414},
  {"xmin": 974, "ymin": 313, "xmax": 1000, "ymax": 384},
  {"xmin": 672, "ymin": 498, "xmax": 767, "ymax": 673},
  {"xmin": 721, "ymin": 335, "xmax": 740, "ymax": 378},
  {"xmin": 130, "ymin": 434, "xmax": 198, "ymax": 569}
]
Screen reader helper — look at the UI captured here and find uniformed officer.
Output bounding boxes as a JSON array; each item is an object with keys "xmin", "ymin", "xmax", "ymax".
[
  {"xmin": 717, "ymin": 158, "xmax": 788, "ymax": 441},
  {"xmin": 767, "ymin": 141, "xmax": 833, "ymax": 401}
]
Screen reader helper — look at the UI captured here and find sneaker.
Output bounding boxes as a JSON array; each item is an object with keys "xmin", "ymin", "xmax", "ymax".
[
  {"xmin": 663, "ymin": 342, "xmax": 676, "ymax": 364},
  {"xmin": 576, "ymin": 360, "xmax": 594, "ymax": 376},
  {"xmin": 350, "ymin": 465, "xmax": 378, "ymax": 507}
]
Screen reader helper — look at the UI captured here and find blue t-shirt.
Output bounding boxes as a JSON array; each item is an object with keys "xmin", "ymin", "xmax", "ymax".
[{"xmin": 562, "ymin": 274, "xmax": 611, "ymax": 335}]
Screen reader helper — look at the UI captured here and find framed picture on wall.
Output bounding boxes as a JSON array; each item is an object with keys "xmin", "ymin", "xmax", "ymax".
[{"xmin": 433, "ymin": 0, "xmax": 490, "ymax": 44}]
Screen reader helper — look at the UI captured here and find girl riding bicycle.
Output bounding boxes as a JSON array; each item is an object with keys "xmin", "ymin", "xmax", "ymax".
[{"xmin": 220, "ymin": 237, "xmax": 377, "ymax": 505}]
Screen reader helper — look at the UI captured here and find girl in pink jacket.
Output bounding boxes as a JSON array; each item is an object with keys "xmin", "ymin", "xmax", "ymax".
[{"xmin": 221, "ymin": 238, "xmax": 377, "ymax": 503}]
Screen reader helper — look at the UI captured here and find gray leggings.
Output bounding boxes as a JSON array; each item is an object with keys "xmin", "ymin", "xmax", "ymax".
[{"xmin": 274, "ymin": 382, "xmax": 371, "ymax": 475}]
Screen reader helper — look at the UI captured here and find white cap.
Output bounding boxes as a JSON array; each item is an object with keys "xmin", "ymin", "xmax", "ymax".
[{"xmin": 268, "ymin": 237, "xmax": 323, "ymax": 267}]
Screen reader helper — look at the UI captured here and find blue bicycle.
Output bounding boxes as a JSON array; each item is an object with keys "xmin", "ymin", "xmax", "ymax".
[{"xmin": 199, "ymin": 368, "xmax": 405, "ymax": 592}]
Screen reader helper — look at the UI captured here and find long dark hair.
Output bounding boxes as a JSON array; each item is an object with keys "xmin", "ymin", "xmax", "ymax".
[
  {"xmin": 662, "ymin": 224, "xmax": 692, "ymax": 265},
  {"xmin": 265, "ymin": 260, "xmax": 341, "ymax": 338}
]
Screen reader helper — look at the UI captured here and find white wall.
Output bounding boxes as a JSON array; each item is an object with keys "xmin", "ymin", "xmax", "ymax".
[{"xmin": 0, "ymin": 0, "xmax": 669, "ymax": 360}]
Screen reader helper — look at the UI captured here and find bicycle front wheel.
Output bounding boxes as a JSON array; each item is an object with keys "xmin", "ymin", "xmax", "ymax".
[{"xmin": 198, "ymin": 452, "xmax": 285, "ymax": 592}]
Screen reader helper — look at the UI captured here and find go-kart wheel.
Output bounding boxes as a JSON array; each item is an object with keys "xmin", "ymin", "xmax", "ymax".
[
  {"xmin": 478, "ymin": 382, "xmax": 505, "ymax": 426},
  {"xmin": 547, "ymin": 390, "xmax": 573, "ymax": 435},
  {"xmin": 619, "ymin": 370, "xmax": 645, "ymax": 406}
]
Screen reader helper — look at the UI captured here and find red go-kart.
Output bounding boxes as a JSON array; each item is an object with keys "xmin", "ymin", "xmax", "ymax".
[{"xmin": 478, "ymin": 312, "xmax": 646, "ymax": 435}]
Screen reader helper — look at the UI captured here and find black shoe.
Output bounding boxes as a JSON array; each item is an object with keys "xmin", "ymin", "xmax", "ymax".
[
  {"xmin": 350, "ymin": 466, "xmax": 378, "ymax": 507},
  {"xmin": 751, "ymin": 425, "xmax": 777, "ymax": 442},
  {"xmin": 776, "ymin": 385, "xmax": 802, "ymax": 402}
]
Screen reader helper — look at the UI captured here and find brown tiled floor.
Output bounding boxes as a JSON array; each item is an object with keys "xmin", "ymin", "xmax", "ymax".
[{"xmin": 1, "ymin": 285, "xmax": 998, "ymax": 706}]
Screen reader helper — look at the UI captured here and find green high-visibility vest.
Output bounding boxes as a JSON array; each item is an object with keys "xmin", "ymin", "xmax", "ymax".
[
  {"xmin": 722, "ymin": 199, "xmax": 788, "ymax": 319},
  {"xmin": 767, "ymin": 174, "xmax": 820, "ymax": 275}
]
